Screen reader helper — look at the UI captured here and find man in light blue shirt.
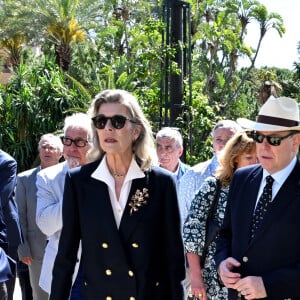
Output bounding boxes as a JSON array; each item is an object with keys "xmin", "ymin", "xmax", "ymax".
[
  {"xmin": 156, "ymin": 127, "xmax": 190, "ymax": 191},
  {"xmin": 178, "ymin": 120, "xmax": 241, "ymax": 228}
]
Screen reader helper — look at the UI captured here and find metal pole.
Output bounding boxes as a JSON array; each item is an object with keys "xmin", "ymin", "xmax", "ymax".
[{"xmin": 169, "ymin": 0, "xmax": 183, "ymax": 125}]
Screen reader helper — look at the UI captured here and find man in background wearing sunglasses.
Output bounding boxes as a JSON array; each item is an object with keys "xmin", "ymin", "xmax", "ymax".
[
  {"xmin": 36, "ymin": 113, "xmax": 95, "ymax": 300},
  {"xmin": 215, "ymin": 96, "xmax": 300, "ymax": 300}
]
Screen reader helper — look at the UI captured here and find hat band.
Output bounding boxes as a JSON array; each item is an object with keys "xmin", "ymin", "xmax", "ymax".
[{"xmin": 257, "ymin": 115, "xmax": 299, "ymax": 127}]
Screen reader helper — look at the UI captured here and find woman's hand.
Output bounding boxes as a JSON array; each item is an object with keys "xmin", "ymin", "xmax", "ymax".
[
  {"xmin": 189, "ymin": 271, "xmax": 207, "ymax": 300},
  {"xmin": 187, "ymin": 252, "xmax": 207, "ymax": 300}
]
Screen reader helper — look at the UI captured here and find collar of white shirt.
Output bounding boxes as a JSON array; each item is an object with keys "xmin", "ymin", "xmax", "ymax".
[
  {"xmin": 91, "ymin": 154, "xmax": 145, "ymax": 184},
  {"xmin": 259, "ymin": 156, "xmax": 297, "ymax": 201}
]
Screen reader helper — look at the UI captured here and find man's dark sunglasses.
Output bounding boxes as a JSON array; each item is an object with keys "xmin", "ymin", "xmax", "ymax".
[
  {"xmin": 92, "ymin": 114, "xmax": 137, "ymax": 130},
  {"xmin": 61, "ymin": 137, "xmax": 89, "ymax": 148},
  {"xmin": 247, "ymin": 131, "xmax": 296, "ymax": 146}
]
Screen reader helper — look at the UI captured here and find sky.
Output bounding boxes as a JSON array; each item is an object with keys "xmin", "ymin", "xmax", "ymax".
[{"xmin": 239, "ymin": 0, "xmax": 300, "ymax": 70}]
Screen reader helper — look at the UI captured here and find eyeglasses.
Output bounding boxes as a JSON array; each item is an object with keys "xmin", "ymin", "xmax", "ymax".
[
  {"xmin": 92, "ymin": 114, "xmax": 136, "ymax": 130},
  {"xmin": 247, "ymin": 131, "xmax": 296, "ymax": 146},
  {"xmin": 40, "ymin": 145, "xmax": 57, "ymax": 151},
  {"xmin": 61, "ymin": 137, "xmax": 89, "ymax": 148}
]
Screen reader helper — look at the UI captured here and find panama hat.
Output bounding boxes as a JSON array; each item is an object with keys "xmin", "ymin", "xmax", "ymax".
[{"xmin": 237, "ymin": 96, "xmax": 300, "ymax": 132}]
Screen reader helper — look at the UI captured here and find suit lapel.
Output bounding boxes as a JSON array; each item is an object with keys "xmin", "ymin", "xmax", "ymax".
[
  {"xmin": 92, "ymin": 176, "xmax": 125, "ymax": 234},
  {"xmin": 249, "ymin": 161, "xmax": 300, "ymax": 245},
  {"xmin": 119, "ymin": 175, "xmax": 149, "ymax": 242},
  {"xmin": 238, "ymin": 169, "xmax": 263, "ymax": 250}
]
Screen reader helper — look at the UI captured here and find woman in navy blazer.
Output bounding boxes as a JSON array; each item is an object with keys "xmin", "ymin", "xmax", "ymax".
[{"xmin": 50, "ymin": 89, "xmax": 185, "ymax": 300}]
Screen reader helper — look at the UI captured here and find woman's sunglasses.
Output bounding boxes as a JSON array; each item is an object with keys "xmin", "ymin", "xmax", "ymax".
[
  {"xmin": 92, "ymin": 114, "xmax": 137, "ymax": 130},
  {"xmin": 247, "ymin": 131, "xmax": 296, "ymax": 146}
]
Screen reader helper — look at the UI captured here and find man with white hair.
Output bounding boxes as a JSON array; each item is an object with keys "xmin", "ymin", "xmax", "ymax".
[
  {"xmin": 156, "ymin": 127, "xmax": 190, "ymax": 189},
  {"xmin": 36, "ymin": 113, "xmax": 95, "ymax": 300}
]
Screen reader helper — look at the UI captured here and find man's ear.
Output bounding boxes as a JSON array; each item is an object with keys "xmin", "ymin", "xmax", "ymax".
[
  {"xmin": 293, "ymin": 132, "xmax": 300, "ymax": 147},
  {"xmin": 178, "ymin": 145, "xmax": 184, "ymax": 158}
]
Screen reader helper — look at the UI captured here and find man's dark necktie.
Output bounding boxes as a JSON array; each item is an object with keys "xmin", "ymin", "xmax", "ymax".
[{"xmin": 250, "ymin": 175, "xmax": 274, "ymax": 239}]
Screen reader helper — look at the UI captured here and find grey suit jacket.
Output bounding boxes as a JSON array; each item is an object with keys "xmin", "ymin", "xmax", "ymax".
[{"xmin": 16, "ymin": 167, "xmax": 47, "ymax": 260}]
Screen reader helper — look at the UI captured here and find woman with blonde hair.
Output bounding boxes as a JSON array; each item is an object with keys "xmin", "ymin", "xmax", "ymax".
[
  {"xmin": 50, "ymin": 89, "xmax": 185, "ymax": 300},
  {"xmin": 183, "ymin": 131, "xmax": 257, "ymax": 300}
]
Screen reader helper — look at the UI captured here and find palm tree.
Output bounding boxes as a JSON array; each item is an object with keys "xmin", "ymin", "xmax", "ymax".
[
  {"xmin": 49, "ymin": 16, "xmax": 85, "ymax": 71},
  {"xmin": 0, "ymin": 33, "xmax": 25, "ymax": 70},
  {"xmin": 5, "ymin": 0, "xmax": 102, "ymax": 71},
  {"xmin": 0, "ymin": 0, "xmax": 28, "ymax": 70},
  {"xmin": 224, "ymin": 1, "xmax": 285, "ymax": 111}
]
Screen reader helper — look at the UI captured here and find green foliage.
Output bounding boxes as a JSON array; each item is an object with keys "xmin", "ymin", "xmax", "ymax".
[
  {"xmin": 0, "ymin": 0, "xmax": 299, "ymax": 169},
  {"xmin": 262, "ymin": 67, "xmax": 300, "ymax": 101},
  {"xmin": 0, "ymin": 59, "xmax": 90, "ymax": 171},
  {"xmin": 183, "ymin": 81, "xmax": 219, "ymax": 164},
  {"xmin": 190, "ymin": 0, "xmax": 285, "ymax": 114}
]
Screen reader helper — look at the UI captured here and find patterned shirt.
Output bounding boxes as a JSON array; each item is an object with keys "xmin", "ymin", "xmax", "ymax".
[
  {"xmin": 183, "ymin": 176, "xmax": 229, "ymax": 300},
  {"xmin": 178, "ymin": 155, "xmax": 219, "ymax": 228}
]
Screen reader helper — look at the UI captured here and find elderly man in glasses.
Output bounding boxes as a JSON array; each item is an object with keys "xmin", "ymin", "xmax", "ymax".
[
  {"xmin": 215, "ymin": 96, "xmax": 300, "ymax": 300},
  {"xmin": 36, "ymin": 113, "xmax": 96, "ymax": 300}
]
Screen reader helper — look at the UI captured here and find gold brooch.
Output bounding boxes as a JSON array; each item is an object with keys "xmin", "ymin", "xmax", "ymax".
[{"xmin": 129, "ymin": 188, "xmax": 149, "ymax": 215}]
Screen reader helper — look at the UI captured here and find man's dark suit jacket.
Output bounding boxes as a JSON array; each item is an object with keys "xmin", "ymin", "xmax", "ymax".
[
  {"xmin": 215, "ymin": 161, "xmax": 300, "ymax": 300},
  {"xmin": 0, "ymin": 199, "xmax": 14, "ymax": 283},
  {"xmin": 50, "ymin": 160, "xmax": 185, "ymax": 300},
  {"xmin": 0, "ymin": 197, "xmax": 7, "ymax": 252},
  {"xmin": 0, "ymin": 150, "xmax": 22, "ymax": 261}
]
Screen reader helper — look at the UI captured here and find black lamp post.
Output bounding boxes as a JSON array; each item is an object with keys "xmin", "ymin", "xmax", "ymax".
[
  {"xmin": 160, "ymin": 0, "xmax": 192, "ymax": 160},
  {"xmin": 161, "ymin": 0, "xmax": 191, "ymax": 126}
]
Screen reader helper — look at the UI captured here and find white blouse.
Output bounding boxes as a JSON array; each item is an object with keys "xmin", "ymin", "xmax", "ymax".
[{"xmin": 91, "ymin": 155, "xmax": 145, "ymax": 228}]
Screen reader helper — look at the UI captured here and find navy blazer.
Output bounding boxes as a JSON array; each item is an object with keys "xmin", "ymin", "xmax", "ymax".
[
  {"xmin": 50, "ymin": 160, "xmax": 185, "ymax": 300},
  {"xmin": 0, "ymin": 200, "xmax": 14, "ymax": 283},
  {"xmin": 215, "ymin": 161, "xmax": 300, "ymax": 300},
  {"xmin": 0, "ymin": 150, "xmax": 21, "ymax": 260},
  {"xmin": 0, "ymin": 197, "xmax": 7, "ymax": 250}
]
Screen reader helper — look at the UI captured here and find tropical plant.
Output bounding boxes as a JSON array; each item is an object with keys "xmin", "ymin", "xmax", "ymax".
[
  {"xmin": 0, "ymin": 0, "xmax": 29, "ymax": 70},
  {"xmin": 188, "ymin": 0, "xmax": 285, "ymax": 115},
  {"xmin": 4, "ymin": 0, "xmax": 103, "ymax": 71},
  {"xmin": 0, "ymin": 58, "xmax": 91, "ymax": 171},
  {"xmin": 0, "ymin": 0, "xmax": 295, "ymax": 167},
  {"xmin": 294, "ymin": 42, "xmax": 300, "ymax": 79}
]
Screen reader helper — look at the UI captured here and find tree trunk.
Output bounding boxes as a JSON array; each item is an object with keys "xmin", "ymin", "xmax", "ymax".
[{"xmin": 55, "ymin": 43, "xmax": 72, "ymax": 72}]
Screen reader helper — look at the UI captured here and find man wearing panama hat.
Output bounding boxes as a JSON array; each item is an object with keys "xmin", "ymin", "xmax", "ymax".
[{"xmin": 215, "ymin": 96, "xmax": 300, "ymax": 299}]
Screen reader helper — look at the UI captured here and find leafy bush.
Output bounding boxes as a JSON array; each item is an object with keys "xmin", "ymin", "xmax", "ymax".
[{"xmin": 0, "ymin": 59, "xmax": 91, "ymax": 171}]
